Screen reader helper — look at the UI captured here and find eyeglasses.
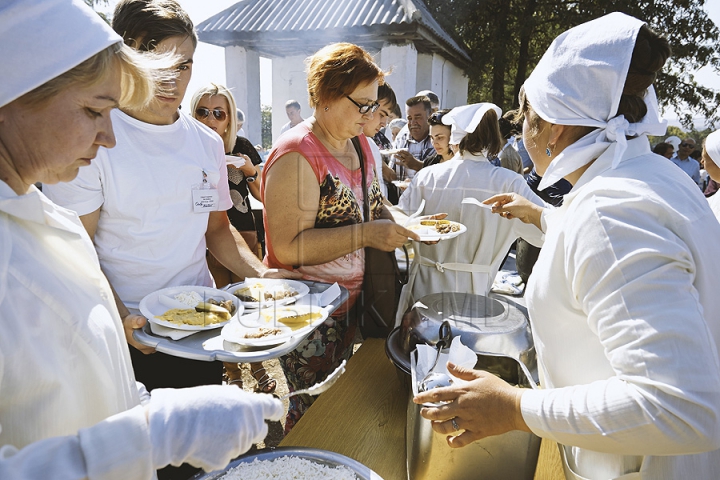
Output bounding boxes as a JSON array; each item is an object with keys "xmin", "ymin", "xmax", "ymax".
[
  {"xmin": 345, "ymin": 95, "xmax": 380, "ymax": 114},
  {"xmin": 429, "ymin": 111, "xmax": 446, "ymax": 124},
  {"xmin": 195, "ymin": 107, "xmax": 227, "ymax": 121},
  {"xmin": 680, "ymin": 142, "xmax": 694, "ymax": 148}
]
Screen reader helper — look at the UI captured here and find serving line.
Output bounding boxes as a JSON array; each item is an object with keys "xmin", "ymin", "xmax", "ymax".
[{"xmin": 132, "ymin": 280, "xmax": 349, "ymax": 363}]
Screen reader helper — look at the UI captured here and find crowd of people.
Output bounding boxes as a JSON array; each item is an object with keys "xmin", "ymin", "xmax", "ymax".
[{"xmin": 3, "ymin": 1, "xmax": 720, "ymax": 479}]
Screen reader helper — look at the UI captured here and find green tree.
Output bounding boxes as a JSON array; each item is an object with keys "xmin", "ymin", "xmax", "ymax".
[
  {"xmin": 261, "ymin": 105, "xmax": 272, "ymax": 149},
  {"xmin": 423, "ymin": 0, "xmax": 720, "ymax": 129}
]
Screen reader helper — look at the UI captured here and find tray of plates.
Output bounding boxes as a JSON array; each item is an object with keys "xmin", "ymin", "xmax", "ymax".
[{"xmin": 133, "ymin": 280, "xmax": 348, "ymax": 362}]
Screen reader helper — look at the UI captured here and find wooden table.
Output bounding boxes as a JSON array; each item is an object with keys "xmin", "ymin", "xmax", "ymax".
[{"xmin": 280, "ymin": 338, "xmax": 564, "ymax": 480}]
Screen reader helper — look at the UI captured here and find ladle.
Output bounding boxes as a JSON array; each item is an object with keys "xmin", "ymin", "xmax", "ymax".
[
  {"xmin": 418, "ymin": 320, "xmax": 452, "ymax": 392},
  {"xmin": 281, "ymin": 360, "xmax": 346, "ymax": 401}
]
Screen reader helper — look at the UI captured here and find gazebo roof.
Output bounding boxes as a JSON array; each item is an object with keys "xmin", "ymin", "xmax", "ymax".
[{"xmin": 196, "ymin": 0, "xmax": 471, "ymax": 68}]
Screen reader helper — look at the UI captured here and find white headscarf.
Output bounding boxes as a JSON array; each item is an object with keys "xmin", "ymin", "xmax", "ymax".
[
  {"xmin": 523, "ymin": 12, "xmax": 668, "ymax": 190},
  {"xmin": 442, "ymin": 103, "xmax": 502, "ymax": 146},
  {"xmin": 0, "ymin": 0, "xmax": 122, "ymax": 108},
  {"xmin": 706, "ymin": 131, "xmax": 720, "ymax": 167}
]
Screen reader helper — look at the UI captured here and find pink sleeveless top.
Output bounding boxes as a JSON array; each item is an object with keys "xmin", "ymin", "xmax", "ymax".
[{"xmin": 261, "ymin": 122, "xmax": 384, "ymax": 312}]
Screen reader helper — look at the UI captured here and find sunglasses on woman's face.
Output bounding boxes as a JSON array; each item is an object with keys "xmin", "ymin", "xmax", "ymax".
[{"xmin": 195, "ymin": 107, "xmax": 227, "ymax": 121}]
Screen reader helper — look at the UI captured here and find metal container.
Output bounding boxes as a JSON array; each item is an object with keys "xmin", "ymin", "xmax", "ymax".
[
  {"xmin": 386, "ymin": 292, "xmax": 542, "ymax": 480},
  {"xmin": 190, "ymin": 447, "xmax": 384, "ymax": 479},
  {"xmin": 398, "ymin": 292, "xmax": 537, "ymax": 381}
]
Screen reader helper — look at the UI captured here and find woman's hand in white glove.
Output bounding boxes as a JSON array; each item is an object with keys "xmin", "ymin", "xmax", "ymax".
[{"xmin": 147, "ymin": 385, "xmax": 283, "ymax": 472}]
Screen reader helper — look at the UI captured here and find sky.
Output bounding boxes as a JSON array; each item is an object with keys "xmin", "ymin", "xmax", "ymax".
[{"xmin": 99, "ymin": 0, "xmax": 720, "ymax": 128}]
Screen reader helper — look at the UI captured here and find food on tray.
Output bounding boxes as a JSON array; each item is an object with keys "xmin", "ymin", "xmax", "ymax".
[
  {"xmin": 220, "ymin": 456, "xmax": 358, "ymax": 480},
  {"xmin": 195, "ymin": 301, "xmax": 232, "ymax": 320},
  {"xmin": 243, "ymin": 327, "xmax": 284, "ymax": 339},
  {"xmin": 156, "ymin": 308, "xmax": 227, "ymax": 326},
  {"xmin": 174, "ymin": 291, "xmax": 204, "ymax": 306},
  {"xmin": 277, "ymin": 311, "xmax": 324, "ymax": 330},
  {"xmin": 233, "ymin": 282, "xmax": 299, "ymax": 303}
]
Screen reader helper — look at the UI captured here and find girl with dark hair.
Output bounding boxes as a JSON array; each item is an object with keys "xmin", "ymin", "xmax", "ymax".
[{"xmin": 416, "ymin": 14, "xmax": 720, "ymax": 479}]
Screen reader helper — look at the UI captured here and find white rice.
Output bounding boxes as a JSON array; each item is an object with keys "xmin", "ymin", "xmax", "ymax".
[
  {"xmin": 220, "ymin": 456, "xmax": 359, "ymax": 479},
  {"xmin": 174, "ymin": 291, "xmax": 203, "ymax": 307}
]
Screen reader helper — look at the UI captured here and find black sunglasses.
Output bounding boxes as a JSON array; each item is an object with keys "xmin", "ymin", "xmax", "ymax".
[
  {"xmin": 345, "ymin": 95, "xmax": 380, "ymax": 114},
  {"xmin": 680, "ymin": 142, "xmax": 694, "ymax": 148},
  {"xmin": 195, "ymin": 107, "xmax": 227, "ymax": 121}
]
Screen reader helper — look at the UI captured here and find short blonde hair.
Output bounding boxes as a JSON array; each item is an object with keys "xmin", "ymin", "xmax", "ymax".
[
  {"xmin": 190, "ymin": 83, "xmax": 238, "ymax": 153},
  {"xmin": 305, "ymin": 43, "xmax": 384, "ymax": 109},
  {"xmin": 20, "ymin": 42, "xmax": 174, "ymax": 112}
]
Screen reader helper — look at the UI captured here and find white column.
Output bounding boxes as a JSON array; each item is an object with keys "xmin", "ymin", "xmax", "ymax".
[
  {"xmin": 271, "ymin": 54, "xmax": 311, "ymax": 144},
  {"xmin": 380, "ymin": 43, "xmax": 418, "ymax": 111},
  {"xmin": 441, "ymin": 60, "xmax": 468, "ymax": 109},
  {"xmin": 225, "ymin": 45, "xmax": 261, "ymax": 145},
  {"xmin": 415, "ymin": 52, "xmax": 433, "ymax": 94},
  {"xmin": 430, "ymin": 54, "xmax": 446, "ymax": 107}
]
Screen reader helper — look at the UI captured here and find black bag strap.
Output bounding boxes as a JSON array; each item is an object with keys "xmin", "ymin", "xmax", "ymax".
[{"xmin": 351, "ymin": 136, "xmax": 408, "ymax": 283}]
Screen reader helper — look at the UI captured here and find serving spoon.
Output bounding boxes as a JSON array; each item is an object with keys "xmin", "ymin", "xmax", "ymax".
[
  {"xmin": 403, "ymin": 199, "xmax": 426, "ymax": 227},
  {"xmin": 281, "ymin": 360, "xmax": 347, "ymax": 401}
]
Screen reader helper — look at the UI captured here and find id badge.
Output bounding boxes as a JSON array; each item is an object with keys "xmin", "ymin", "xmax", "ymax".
[{"xmin": 192, "ymin": 169, "xmax": 220, "ymax": 212}]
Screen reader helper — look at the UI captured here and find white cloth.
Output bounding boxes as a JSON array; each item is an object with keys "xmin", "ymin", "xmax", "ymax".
[
  {"xmin": 709, "ymin": 192, "xmax": 720, "ymax": 222},
  {"xmin": 366, "ymin": 136, "xmax": 388, "ymax": 198},
  {"xmin": 523, "ymin": 12, "xmax": 667, "ymax": 191},
  {"xmin": 44, "ymin": 110, "xmax": 232, "ymax": 310},
  {"xmin": 706, "ymin": 130, "xmax": 720, "ymax": 168},
  {"xmin": 0, "ymin": 0, "xmax": 121, "ymax": 108},
  {"xmin": 520, "ymin": 137, "xmax": 720, "ymax": 479},
  {"xmin": 0, "ymin": 181, "xmax": 153, "ymax": 479},
  {"xmin": 148, "ymin": 386, "xmax": 283, "ymax": 472},
  {"xmin": 442, "ymin": 103, "xmax": 502, "ymax": 146},
  {"xmin": 394, "ymin": 153, "xmax": 545, "ymax": 326}
]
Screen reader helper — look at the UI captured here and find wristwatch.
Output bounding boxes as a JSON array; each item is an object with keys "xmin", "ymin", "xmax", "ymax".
[{"xmin": 246, "ymin": 171, "xmax": 259, "ymax": 183}]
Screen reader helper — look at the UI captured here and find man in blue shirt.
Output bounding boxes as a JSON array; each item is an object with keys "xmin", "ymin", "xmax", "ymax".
[{"xmin": 670, "ymin": 137, "xmax": 701, "ymax": 187}]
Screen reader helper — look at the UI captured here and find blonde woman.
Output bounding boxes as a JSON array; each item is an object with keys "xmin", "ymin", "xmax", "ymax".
[
  {"xmin": 0, "ymin": 0, "xmax": 282, "ymax": 476},
  {"xmin": 191, "ymin": 84, "xmax": 276, "ymax": 394}
]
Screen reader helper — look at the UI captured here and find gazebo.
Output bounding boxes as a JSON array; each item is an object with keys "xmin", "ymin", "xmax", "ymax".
[{"xmin": 197, "ymin": 0, "xmax": 471, "ymax": 144}]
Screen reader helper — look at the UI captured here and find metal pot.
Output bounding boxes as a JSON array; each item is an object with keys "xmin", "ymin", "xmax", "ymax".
[{"xmin": 398, "ymin": 292, "xmax": 537, "ymax": 380}]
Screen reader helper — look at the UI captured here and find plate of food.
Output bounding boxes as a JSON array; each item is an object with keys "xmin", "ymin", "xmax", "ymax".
[
  {"xmin": 223, "ymin": 278, "xmax": 310, "ymax": 309},
  {"xmin": 379, "ymin": 147, "xmax": 408, "ymax": 156},
  {"xmin": 406, "ymin": 219, "xmax": 467, "ymax": 241},
  {"xmin": 139, "ymin": 286, "xmax": 242, "ymax": 331},
  {"xmin": 221, "ymin": 304, "xmax": 329, "ymax": 347}
]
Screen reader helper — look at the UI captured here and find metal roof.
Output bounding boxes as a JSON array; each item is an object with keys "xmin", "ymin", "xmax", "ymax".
[{"xmin": 196, "ymin": 0, "xmax": 471, "ymax": 67}]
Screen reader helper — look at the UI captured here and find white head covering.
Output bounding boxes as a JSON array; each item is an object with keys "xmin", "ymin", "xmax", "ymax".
[
  {"xmin": 442, "ymin": 103, "xmax": 502, "ymax": 146},
  {"xmin": 523, "ymin": 12, "xmax": 667, "ymax": 190},
  {"xmin": 664, "ymin": 136, "xmax": 682, "ymax": 151},
  {"xmin": 0, "ymin": 0, "xmax": 122, "ymax": 108},
  {"xmin": 706, "ymin": 131, "xmax": 720, "ymax": 167}
]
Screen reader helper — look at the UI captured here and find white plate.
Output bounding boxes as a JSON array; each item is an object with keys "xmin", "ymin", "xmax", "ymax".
[
  {"xmin": 221, "ymin": 305, "xmax": 329, "ymax": 347},
  {"xmin": 223, "ymin": 278, "xmax": 310, "ymax": 309},
  {"xmin": 139, "ymin": 286, "xmax": 242, "ymax": 331},
  {"xmin": 406, "ymin": 219, "xmax": 467, "ymax": 241}
]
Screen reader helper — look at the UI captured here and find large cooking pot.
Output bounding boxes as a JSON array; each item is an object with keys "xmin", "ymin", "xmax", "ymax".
[
  {"xmin": 386, "ymin": 292, "xmax": 542, "ymax": 480},
  {"xmin": 398, "ymin": 292, "xmax": 537, "ymax": 382}
]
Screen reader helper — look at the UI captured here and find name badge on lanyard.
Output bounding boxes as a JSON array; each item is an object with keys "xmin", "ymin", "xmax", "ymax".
[{"xmin": 192, "ymin": 169, "xmax": 219, "ymax": 213}]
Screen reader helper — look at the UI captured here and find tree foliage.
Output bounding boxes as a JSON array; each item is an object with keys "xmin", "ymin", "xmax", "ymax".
[
  {"xmin": 423, "ymin": 0, "xmax": 720, "ymax": 129},
  {"xmin": 261, "ymin": 105, "xmax": 272, "ymax": 149}
]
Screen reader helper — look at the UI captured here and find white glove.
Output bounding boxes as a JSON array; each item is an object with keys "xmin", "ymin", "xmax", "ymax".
[{"xmin": 148, "ymin": 385, "xmax": 283, "ymax": 472}]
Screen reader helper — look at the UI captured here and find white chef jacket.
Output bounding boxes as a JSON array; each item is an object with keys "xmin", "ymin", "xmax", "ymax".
[
  {"xmin": 395, "ymin": 152, "xmax": 545, "ymax": 325},
  {"xmin": 44, "ymin": 110, "xmax": 232, "ymax": 310},
  {"xmin": 0, "ymin": 181, "xmax": 153, "ymax": 479},
  {"xmin": 521, "ymin": 137, "xmax": 720, "ymax": 479},
  {"xmin": 708, "ymin": 191, "xmax": 720, "ymax": 222}
]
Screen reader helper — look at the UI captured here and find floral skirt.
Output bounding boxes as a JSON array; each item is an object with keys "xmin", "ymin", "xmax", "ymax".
[{"xmin": 281, "ymin": 311, "xmax": 357, "ymax": 434}]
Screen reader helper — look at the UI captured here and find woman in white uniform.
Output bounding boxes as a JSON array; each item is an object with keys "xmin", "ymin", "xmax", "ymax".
[
  {"xmin": 0, "ymin": 1, "xmax": 282, "ymax": 478},
  {"xmin": 414, "ymin": 13, "xmax": 720, "ymax": 480},
  {"xmin": 394, "ymin": 103, "xmax": 544, "ymax": 325},
  {"xmin": 701, "ymin": 131, "xmax": 720, "ymax": 220}
]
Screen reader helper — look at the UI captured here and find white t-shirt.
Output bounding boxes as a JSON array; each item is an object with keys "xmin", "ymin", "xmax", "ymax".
[
  {"xmin": 366, "ymin": 136, "xmax": 388, "ymax": 198},
  {"xmin": 709, "ymin": 191, "xmax": 720, "ymax": 222},
  {"xmin": 44, "ymin": 110, "xmax": 232, "ymax": 310}
]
